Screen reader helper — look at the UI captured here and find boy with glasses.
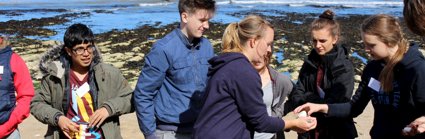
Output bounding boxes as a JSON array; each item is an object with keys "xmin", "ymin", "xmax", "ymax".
[{"xmin": 31, "ymin": 23, "xmax": 133, "ymax": 139}]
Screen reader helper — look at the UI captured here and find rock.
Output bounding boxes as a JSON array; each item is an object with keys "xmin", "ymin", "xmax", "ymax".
[
  {"xmin": 129, "ymin": 55, "xmax": 143, "ymax": 62},
  {"xmin": 111, "ymin": 61, "xmax": 125, "ymax": 68},
  {"xmin": 354, "ymin": 75, "xmax": 361, "ymax": 82},
  {"xmin": 302, "ymin": 45, "xmax": 310, "ymax": 51},
  {"xmin": 291, "ymin": 72, "xmax": 299, "ymax": 81},
  {"xmin": 97, "ymin": 41, "xmax": 112, "ymax": 47},
  {"xmin": 42, "ymin": 40, "xmax": 60, "ymax": 46},
  {"xmin": 132, "ymin": 47, "xmax": 141, "ymax": 52},
  {"xmin": 419, "ymin": 48, "xmax": 425, "ymax": 56}
]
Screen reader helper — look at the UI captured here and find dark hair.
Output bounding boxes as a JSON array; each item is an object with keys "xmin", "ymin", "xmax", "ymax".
[
  {"xmin": 311, "ymin": 9, "xmax": 340, "ymax": 39},
  {"xmin": 64, "ymin": 23, "xmax": 95, "ymax": 49},
  {"xmin": 362, "ymin": 14, "xmax": 408, "ymax": 93},
  {"xmin": 222, "ymin": 15, "xmax": 273, "ymax": 53},
  {"xmin": 178, "ymin": 0, "xmax": 216, "ymax": 14},
  {"xmin": 403, "ymin": 0, "xmax": 425, "ymax": 36}
]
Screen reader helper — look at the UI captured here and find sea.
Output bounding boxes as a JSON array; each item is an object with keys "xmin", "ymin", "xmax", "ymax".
[{"xmin": 0, "ymin": 0, "xmax": 403, "ymax": 41}]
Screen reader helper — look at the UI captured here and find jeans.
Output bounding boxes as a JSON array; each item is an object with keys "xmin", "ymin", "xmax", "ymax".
[
  {"xmin": 5, "ymin": 129, "xmax": 20, "ymax": 139},
  {"xmin": 155, "ymin": 129, "xmax": 191, "ymax": 139}
]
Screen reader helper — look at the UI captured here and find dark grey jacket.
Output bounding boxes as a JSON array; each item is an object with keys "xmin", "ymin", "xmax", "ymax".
[{"xmin": 269, "ymin": 67, "xmax": 294, "ymax": 139}]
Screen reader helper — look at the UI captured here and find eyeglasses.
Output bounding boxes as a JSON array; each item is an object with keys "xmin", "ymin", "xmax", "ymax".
[{"xmin": 72, "ymin": 45, "xmax": 95, "ymax": 55}]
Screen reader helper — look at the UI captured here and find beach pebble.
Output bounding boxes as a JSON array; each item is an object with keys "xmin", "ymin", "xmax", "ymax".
[
  {"xmin": 403, "ymin": 127, "xmax": 412, "ymax": 133},
  {"xmin": 298, "ymin": 111, "xmax": 307, "ymax": 118}
]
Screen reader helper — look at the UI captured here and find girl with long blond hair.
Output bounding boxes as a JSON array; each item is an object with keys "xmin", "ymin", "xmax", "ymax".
[{"xmin": 294, "ymin": 14, "xmax": 425, "ymax": 139}]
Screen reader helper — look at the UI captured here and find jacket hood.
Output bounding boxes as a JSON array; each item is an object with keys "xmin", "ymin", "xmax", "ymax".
[
  {"xmin": 399, "ymin": 43, "xmax": 425, "ymax": 68},
  {"xmin": 207, "ymin": 52, "xmax": 248, "ymax": 76},
  {"xmin": 39, "ymin": 44, "xmax": 103, "ymax": 77}
]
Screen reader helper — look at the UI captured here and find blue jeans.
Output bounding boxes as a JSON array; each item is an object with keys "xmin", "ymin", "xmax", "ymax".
[{"xmin": 5, "ymin": 129, "xmax": 20, "ymax": 139}]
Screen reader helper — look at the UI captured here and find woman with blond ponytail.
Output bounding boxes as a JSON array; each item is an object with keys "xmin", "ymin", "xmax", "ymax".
[
  {"xmin": 294, "ymin": 14, "xmax": 425, "ymax": 139},
  {"xmin": 193, "ymin": 15, "xmax": 317, "ymax": 139}
]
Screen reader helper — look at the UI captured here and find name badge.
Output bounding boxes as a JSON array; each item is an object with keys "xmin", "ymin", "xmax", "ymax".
[
  {"xmin": 76, "ymin": 82, "xmax": 90, "ymax": 98},
  {"xmin": 368, "ymin": 77, "xmax": 381, "ymax": 92},
  {"xmin": 0, "ymin": 66, "xmax": 3, "ymax": 74}
]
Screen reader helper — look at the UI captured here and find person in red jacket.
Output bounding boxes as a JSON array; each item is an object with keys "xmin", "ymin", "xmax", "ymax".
[{"xmin": 0, "ymin": 36, "xmax": 35, "ymax": 138}]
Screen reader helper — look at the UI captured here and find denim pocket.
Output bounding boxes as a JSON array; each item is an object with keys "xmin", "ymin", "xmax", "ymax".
[{"xmin": 171, "ymin": 60, "xmax": 193, "ymax": 84}]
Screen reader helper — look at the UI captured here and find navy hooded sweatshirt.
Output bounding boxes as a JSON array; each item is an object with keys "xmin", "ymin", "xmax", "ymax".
[
  {"xmin": 193, "ymin": 52, "xmax": 284, "ymax": 139},
  {"xmin": 327, "ymin": 43, "xmax": 425, "ymax": 139}
]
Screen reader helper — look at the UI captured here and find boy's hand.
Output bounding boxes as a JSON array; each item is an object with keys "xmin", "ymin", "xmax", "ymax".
[
  {"xmin": 89, "ymin": 107, "xmax": 109, "ymax": 129},
  {"xmin": 58, "ymin": 116, "xmax": 79, "ymax": 139}
]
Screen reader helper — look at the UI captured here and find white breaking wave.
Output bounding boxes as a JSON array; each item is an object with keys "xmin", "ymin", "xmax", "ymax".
[
  {"xmin": 216, "ymin": 0, "xmax": 402, "ymax": 8},
  {"xmin": 138, "ymin": 2, "xmax": 173, "ymax": 7}
]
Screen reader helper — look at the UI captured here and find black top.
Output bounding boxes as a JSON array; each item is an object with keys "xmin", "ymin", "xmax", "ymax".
[
  {"xmin": 328, "ymin": 43, "xmax": 425, "ymax": 139},
  {"xmin": 285, "ymin": 45, "xmax": 357, "ymax": 139}
]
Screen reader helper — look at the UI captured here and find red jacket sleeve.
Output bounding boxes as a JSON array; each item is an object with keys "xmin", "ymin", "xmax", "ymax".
[{"xmin": 0, "ymin": 53, "xmax": 34, "ymax": 138}]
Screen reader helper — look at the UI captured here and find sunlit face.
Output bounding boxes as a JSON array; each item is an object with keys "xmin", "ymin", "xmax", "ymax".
[
  {"xmin": 311, "ymin": 28, "xmax": 337, "ymax": 56},
  {"xmin": 65, "ymin": 43, "xmax": 94, "ymax": 69},
  {"xmin": 181, "ymin": 9, "xmax": 214, "ymax": 40},
  {"xmin": 362, "ymin": 33, "xmax": 394, "ymax": 61},
  {"xmin": 252, "ymin": 27, "xmax": 274, "ymax": 68}
]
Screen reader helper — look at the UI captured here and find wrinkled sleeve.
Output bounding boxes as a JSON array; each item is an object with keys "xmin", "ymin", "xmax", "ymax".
[
  {"xmin": 233, "ymin": 69, "xmax": 284, "ymax": 133},
  {"xmin": 100, "ymin": 66, "xmax": 134, "ymax": 117},
  {"xmin": 328, "ymin": 66, "xmax": 371, "ymax": 118},
  {"xmin": 134, "ymin": 45, "xmax": 169, "ymax": 137},
  {"xmin": 30, "ymin": 76, "xmax": 63, "ymax": 126},
  {"xmin": 411, "ymin": 64, "xmax": 425, "ymax": 116}
]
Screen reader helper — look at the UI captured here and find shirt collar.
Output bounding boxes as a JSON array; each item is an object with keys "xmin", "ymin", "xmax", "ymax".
[{"xmin": 176, "ymin": 28, "xmax": 201, "ymax": 49}]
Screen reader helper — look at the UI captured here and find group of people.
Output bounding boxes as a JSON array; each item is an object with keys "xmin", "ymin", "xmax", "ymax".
[{"xmin": 1, "ymin": 0, "xmax": 425, "ymax": 139}]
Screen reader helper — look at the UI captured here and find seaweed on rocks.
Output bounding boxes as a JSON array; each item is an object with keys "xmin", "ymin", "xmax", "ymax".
[{"xmin": 0, "ymin": 12, "xmax": 90, "ymax": 37}]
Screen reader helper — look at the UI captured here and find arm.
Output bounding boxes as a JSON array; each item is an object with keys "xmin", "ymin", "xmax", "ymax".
[
  {"xmin": 295, "ymin": 67, "xmax": 371, "ymax": 118},
  {"xmin": 134, "ymin": 46, "xmax": 168, "ymax": 138},
  {"xmin": 284, "ymin": 117, "xmax": 317, "ymax": 133},
  {"xmin": 0, "ymin": 54, "xmax": 35, "ymax": 138},
  {"xmin": 233, "ymin": 69, "xmax": 284, "ymax": 133},
  {"xmin": 327, "ymin": 68, "xmax": 371, "ymax": 118},
  {"xmin": 100, "ymin": 66, "xmax": 134, "ymax": 117},
  {"xmin": 30, "ymin": 76, "xmax": 64, "ymax": 126},
  {"xmin": 404, "ymin": 64, "xmax": 425, "ymax": 136},
  {"xmin": 89, "ymin": 65, "xmax": 134, "ymax": 128}
]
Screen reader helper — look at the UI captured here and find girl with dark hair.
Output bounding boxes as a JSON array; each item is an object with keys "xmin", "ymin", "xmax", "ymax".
[{"xmin": 284, "ymin": 9, "xmax": 357, "ymax": 139}]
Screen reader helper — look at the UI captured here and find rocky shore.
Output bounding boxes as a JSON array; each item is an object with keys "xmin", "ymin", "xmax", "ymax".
[{"xmin": 1, "ymin": 9, "xmax": 424, "ymax": 89}]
